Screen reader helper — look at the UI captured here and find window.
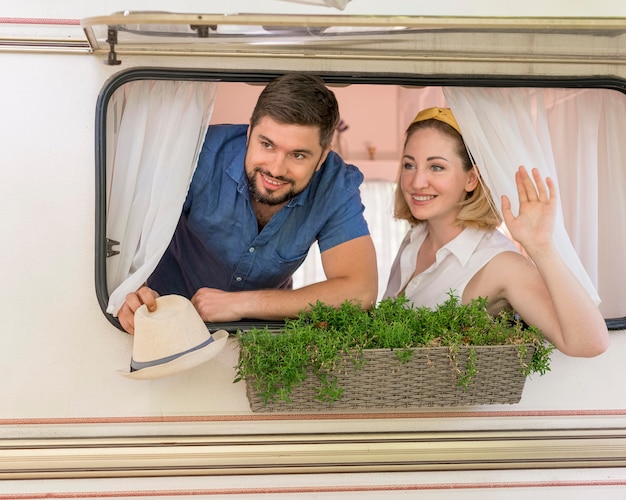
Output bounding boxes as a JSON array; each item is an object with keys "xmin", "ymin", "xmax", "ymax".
[{"xmin": 94, "ymin": 69, "xmax": 626, "ymax": 331}]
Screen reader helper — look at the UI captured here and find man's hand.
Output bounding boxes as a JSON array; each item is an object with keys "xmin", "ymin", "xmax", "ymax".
[
  {"xmin": 190, "ymin": 235, "xmax": 378, "ymax": 323},
  {"xmin": 118, "ymin": 286, "xmax": 160, "ymax": 334},
  {"xmin": 191, "ymin": 288, "xmax": 243, "ymax": 322}
]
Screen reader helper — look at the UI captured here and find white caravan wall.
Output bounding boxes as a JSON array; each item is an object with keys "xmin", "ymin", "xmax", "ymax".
[
  {"xmin": 0, "ymin": 6, "xmax": 624, "ymax": 418},
  {"xmin": 1, "ymin": 2, "xmax": 625, "ymax": 497},
  {"xmin": 0, "ymin": 48, "xmax": 618, "ymax": 417}
]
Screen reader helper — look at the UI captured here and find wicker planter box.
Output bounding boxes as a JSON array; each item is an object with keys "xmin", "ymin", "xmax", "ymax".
[{"xmin": 245, "ymin": 344, "xmax": 535, "ymax": 412}]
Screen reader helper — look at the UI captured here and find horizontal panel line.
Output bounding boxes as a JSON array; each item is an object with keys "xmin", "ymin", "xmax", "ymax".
[
  {"xmin": 86, "ymin": 48, "xmax": 626, "ymax": 66},
  {"xmin": 3, "ymin": 428, "xmax": 625, "ymax": 448},
  {"xmin": 3, "ymin": 409, "xmax": 625, "ymax": 425}
]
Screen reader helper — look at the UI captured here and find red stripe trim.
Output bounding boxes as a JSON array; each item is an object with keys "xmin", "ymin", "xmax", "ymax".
[
  {"xmin": 1, "ymin": 409, "xmax": 625, "ymax": 426},
  {"xmin": 0, "ymin": 18, "xmax": 80, "ymax": 25},
  {"xmin": 2, "ymin": 480, "xmax": 626, "ymax": 498}
]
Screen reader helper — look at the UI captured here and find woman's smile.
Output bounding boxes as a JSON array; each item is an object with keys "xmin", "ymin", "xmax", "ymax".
[{"xmin": 411, "ymin": 194, "xmax": 437, "ymax": 203}]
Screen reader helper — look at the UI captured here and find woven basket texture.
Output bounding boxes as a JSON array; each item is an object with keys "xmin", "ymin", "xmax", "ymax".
[{"xmin": 246, "ymin": 344, "xmax": 535, "ymax": 412}]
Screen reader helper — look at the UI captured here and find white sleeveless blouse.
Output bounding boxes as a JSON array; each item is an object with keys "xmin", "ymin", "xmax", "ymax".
[{"xmin": 383, "ymin": 225, "xmax": 520, "ymax": 308}]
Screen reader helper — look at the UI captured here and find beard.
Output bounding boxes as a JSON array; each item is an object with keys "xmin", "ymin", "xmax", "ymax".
[{"xmin": 246, "ymin": 167, "xmax": 301, "ymax": 206}]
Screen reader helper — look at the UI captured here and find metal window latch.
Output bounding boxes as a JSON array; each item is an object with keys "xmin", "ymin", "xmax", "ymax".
[
  {"xmin": 190, "ymin": 24, "xmax": 216, "ymax": 38},
  {"xmin": 190, "ymin": 24, "xmax": 209, "ymax": 38},
  {"xmin": 106, "ymin": 238, "xmax": 120, "ymax": 258},
  {"xmin": 105, "ymin": 27, "xmax": 122, "ymax": 66}
]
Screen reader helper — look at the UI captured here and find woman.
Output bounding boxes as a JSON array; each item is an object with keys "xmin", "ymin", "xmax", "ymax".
[{"xmin": 384, "ymin": 107, "xmax": 609, "ymax": 357}]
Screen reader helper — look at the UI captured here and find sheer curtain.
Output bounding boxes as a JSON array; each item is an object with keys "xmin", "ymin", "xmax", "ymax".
[
  {"xmin": 292, "ymin": 179, "xmax": 409, "ymax": 302},
  {"xmin": 594, "ymin": 89, "xmax": 626, "ymax": 318},
  {"xmin": 105, "ymin": 80, "xmax": 217, "ymax": 316},
  {"xmin": 444, "ymin": 86, "xmax": 626, "ymax": 314},
  {"xmin": 362, "ymin": 180, "xmax": 410, "ymax": 301},
  {"xmin": 102, "ymin": 82, "xmax": 625, "ymax": 318}
]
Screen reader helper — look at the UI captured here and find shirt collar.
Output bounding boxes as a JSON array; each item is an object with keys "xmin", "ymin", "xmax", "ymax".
[
  {"xmin": 445, "ymin": 227, "xmax": 485, "ymax": 267},
  {"xmin": 409, "ymin": 225, "xmax": 485, "ymax": 268}
]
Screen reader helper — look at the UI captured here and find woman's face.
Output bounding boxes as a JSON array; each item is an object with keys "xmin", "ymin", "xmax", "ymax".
[{"xmin": 400, "ymin": 126, "xmax": 477, "ymax": 225}]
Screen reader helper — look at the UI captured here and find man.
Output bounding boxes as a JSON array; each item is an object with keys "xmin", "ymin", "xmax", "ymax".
[{"xmin": 118, "ymin": 73, "xmax": 378, "ymax": 334}]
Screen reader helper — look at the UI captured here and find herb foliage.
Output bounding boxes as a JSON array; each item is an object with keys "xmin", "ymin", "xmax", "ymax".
[{"xmin": 235, "ymin": 293, "xmax": 554, "ymax": 405}]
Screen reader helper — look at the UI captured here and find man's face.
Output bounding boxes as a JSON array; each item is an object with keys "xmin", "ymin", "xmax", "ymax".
[{"xmin": 245, "ymin": 116, "xmax": 329, "ymax": 206}]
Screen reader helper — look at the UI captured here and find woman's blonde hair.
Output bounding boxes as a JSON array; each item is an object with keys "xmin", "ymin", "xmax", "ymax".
[{"xmin": 394, "ymin": 113, "xmax": 502, "ymax": 230}]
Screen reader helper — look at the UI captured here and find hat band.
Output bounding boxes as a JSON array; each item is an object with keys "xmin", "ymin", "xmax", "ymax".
[{"xmin": 130, "ymin": 335, "xmax": 215, "ymax": 372}]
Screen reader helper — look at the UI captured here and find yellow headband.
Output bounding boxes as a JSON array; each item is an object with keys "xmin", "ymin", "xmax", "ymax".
[{"xmin": 410, "ymin": 107, "xmax": 461, "ymax": 135}]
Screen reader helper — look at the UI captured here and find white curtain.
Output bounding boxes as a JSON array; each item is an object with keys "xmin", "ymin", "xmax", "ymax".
[
  {"xmin": 595, "ymin": 89, "xmax": 626, "ymax": 318},
  {"xmin": 292, "ymin": 180, "xmax": 409, "ymax": 302},
  {"xmin": 361, "ymin": 180, "xmax": 410, "ymax": 301},
  {"xmin": 105, "ymin": 80, "xmax": 217, "ymax": 316},
  {"xmin": 444, "ymin": 86, "xmax": 626, "ymax": 314},
  {"xmin": 103, "ymin": 82, "xmax": 625, "ymax": 319}
]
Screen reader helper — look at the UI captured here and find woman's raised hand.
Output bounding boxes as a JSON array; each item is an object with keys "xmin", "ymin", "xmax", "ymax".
[{"xmin": 501, "ymin": 166, "xmax": 557, "ymax": 251}]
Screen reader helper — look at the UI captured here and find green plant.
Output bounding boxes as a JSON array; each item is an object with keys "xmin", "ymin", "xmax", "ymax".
[{"xmin": 235, "ymin": 293, "xmax": 554, "ymax": 406}]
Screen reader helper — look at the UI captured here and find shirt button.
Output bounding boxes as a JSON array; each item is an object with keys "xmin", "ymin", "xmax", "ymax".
[
  {"xmin": 249, "ymin": 247, "xmax": 255, "ymax": 253},
  {"xmin": 235, "ymin": 276, "xmax": 243, "ymax": 282}
]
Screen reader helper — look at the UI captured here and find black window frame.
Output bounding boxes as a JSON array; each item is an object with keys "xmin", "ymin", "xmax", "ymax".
[{"xmin": 94, "ymin": 68, "xmax": 626, "ymax": 331}]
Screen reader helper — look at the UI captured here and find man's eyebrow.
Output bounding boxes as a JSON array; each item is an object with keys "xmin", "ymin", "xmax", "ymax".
[
  {"xmin": 292, "ymin": 148, "xmax": 315, "ymax": 156},
  {"xmin": 257, "ymin": 134, "xmax": 275, "ymax": 146},
  {"xmin": 258, "ymin": 134, "xmax": 314, "ymax": 156}
]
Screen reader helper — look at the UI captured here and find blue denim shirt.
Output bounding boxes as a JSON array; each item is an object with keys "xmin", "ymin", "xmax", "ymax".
[{"xmin": 147, "ymin": 124, "xmax": 370, "ymax": 298}]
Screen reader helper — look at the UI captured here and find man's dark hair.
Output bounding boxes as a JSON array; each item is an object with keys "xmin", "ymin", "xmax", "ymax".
[{"xmin": 250, "ymin": 73, "xmax": 340, "ymax": 149}]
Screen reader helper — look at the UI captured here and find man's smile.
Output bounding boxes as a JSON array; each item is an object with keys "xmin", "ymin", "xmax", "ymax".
[{"xmin": 260, "ymin": 171, "xmax": 290, "ymax": 189}]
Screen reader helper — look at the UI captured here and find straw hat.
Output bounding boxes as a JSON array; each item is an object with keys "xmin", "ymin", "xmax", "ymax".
[{"xmin": 117, "ymin": 295, "xmax": 228, "ymax": 380}]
